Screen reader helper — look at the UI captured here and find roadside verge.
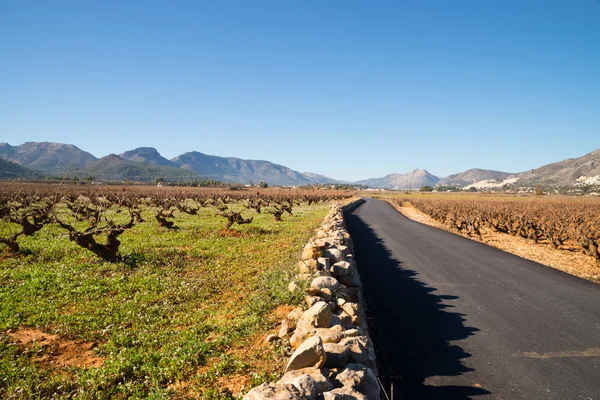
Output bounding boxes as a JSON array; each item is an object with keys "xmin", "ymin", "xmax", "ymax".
[{"xmin": 244, "ymin": 198, "xmax": 381, "ymax": 399}]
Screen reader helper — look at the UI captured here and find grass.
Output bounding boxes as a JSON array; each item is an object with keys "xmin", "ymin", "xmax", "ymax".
[{"xmin": 0, "ymin": 202, "xmax": 331, "ymax": 399}]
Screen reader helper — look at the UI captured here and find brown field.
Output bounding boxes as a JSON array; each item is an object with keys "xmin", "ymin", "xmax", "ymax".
[{"xmin": 373, "ymin": 192, "xmax": 600, "ymax": 283}]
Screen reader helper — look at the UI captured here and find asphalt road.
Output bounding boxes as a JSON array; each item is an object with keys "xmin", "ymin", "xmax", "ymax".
[{"xmin": 345, "ymin": 198, "xmax": 600, "ymax": 400}]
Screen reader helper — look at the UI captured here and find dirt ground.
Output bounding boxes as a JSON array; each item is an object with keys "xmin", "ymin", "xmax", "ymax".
[{"xmin": 7, "ymin": 327, "xmax": 104, "ymax": 369}]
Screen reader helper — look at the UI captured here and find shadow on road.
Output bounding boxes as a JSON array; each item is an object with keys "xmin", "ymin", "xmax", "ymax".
[{"xmin": 345, "ymin": 205, "xmax": 490, "ymax": 399}]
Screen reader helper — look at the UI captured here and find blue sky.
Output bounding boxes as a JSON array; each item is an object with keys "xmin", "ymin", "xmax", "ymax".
[{"xmin": 1, "ymin": 1, "xmax": 599, "ymax": 181}]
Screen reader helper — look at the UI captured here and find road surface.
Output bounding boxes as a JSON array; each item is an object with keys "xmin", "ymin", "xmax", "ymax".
[{"xmin": 345, "ymin": 198, "xmax": 600, "ymax": 399}]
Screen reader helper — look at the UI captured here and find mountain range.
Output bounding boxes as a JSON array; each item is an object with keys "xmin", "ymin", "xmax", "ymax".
[
  {"xmin": 0, "ymin": 142, "xmax": 339, "ymax": 185},
  {"xmin": 0, "ymin": 141, "xmax": 599, "ymax": 189}
]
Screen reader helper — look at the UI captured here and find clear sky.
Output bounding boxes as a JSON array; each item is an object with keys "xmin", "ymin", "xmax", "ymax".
[{"xmin": 1, "ymin": 1, "xmax": 599, "ymax": 181}]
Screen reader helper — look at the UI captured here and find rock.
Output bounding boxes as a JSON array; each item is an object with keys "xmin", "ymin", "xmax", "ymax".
[
  {"xmin": 347, "ymin": 288, "xmax": 361, "ymax": 303},
  {"xmin": 336, "ymin": 245, "xmax": 349, "ymax": 255},
  {"xmin": 285, "ymin": 336, "xmax": 326, "ymax": 372},
  {"xmin": 290, "ymin": 375, "xmax": 319, "ymax": 400},
  {"xmin": 328, "ymin": 301, "xmax": 337, "ymax": 312},
  {"xmin": 322, "ymin": 387, "xmax": 366, "ymax": 400},
  {"xmin": 243, "ymin": 383, "xmax": 304, "ymax": 400},
  {"xmin": 265, "ymin": 334, "xmax": 280, "ymax": 343},
  {"xmin": 323, "ymin": 342, "xmax": 350, "ymax": 369},
  {"xmin": 323, "ymin": 248, "xmax": 345, "ymax": 264},
  {"xmin": 306, "ymin": 302, "xmax": 332, "ymax": 328},
  {"xmin": 288, "ymin": 281, "xmax": 300, "ymax": 293},
  {"xmin": 338, "ymin": 273, "xmax": 361, "ymax": 288},
  {"xmin": 314, "ymin": 238, "xmax": 329, "ymax": 248},
  {"xmin": 339, "ymin": 337, "xmax": 377, "ymax": 370},
  {"xmin": 290, "ymin": 325, "xmax": 345, "ymax": 349},
  {"xmin": 302, "ymin": 244, "xmax": 322, "ymax": 260},
  {"xmin": 305, "ymin": 295, "xmax": 323, "ymax": 308},
  {"xmin": 317, "ymin": 257, "xmax": 331, "ymax": 271},
  {"xmin": 287, "ymin": 307, "xmax": 304, "ymax": 322},
  {"xmin": 337, "ymin": 300, "xmax": 360, "ymax": 325},
  {"xmin": 320, "ymin": 288, "xmax": 333, "ymax": 302},
  {"xmin": 342, "ymin": 328, "xmax": 360, "ymax": 339},
  {"xmin": 330, "ymin": 261, "xmax": 353, "ymax": 277},
  {"xmin": 335, "ymin": 309, "xmax": 353, "ymax": 326},
  {"xmin": 334, "ymin": 364, "xmax": 380, "ymax": 400},
  {"xmin": 314, "ymin": 269, "xmax": 333, "ymax": 278},
  {"xmin": 306, "ymin": 287, "xmax": 321, "ymax": 296},
  {"xmin": 278, "ymin": 319, "xmax": 290, "ymax": 338},
  {"xmin": 299, "ymin": 259, "xmax": 318, "ymax": 273},
  {"xmin": 278, "ymin": 367, "xmax": 334, "ymax": 393},
  {"xmin": 311, "ymin": 277, "xmax": 347, "ymax": 295},
  {"xmin": 318, "ymin": 325, "xmax": 345, "ymax": 343},
  {"xmin": 330, "ymin": 314, "xmax": 344, "ymax": 328}
]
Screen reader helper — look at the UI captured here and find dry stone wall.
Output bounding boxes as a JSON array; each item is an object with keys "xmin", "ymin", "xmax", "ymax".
[{"xmin": 244, "ymin": 198, "xmax": 381, "ymax": 400}]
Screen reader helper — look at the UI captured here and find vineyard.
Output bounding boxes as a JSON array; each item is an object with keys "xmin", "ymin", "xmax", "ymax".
[
  {"xmin": 0, "ymin": 183, "xmax": 352, "ymax": 399},
  {"xmin": 399, "ymin": 197, "xmax": 600, "ymax": 266},
  {"xmin": 0, "ymin": 183, "xmax": 351, "ymax": 262}
]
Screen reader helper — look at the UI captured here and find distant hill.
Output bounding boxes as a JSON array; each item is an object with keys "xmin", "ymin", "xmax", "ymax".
[
  {"xmin": 355, "ymin": 169, "xmax": 440, "ymax": 189},
  {"xmin": 0, "ymin": 158, "xmax": 44, "ymax": 179},
  {"xmin": 0, "ymin": 142, "xmax": 97, "ymax": 172},
  {"xmin": 119, "ymin": 147, "xmax": 178, "ymax": 168},
  {"xmin": 171, "ymin": 151, "xmax": 335, "ymax": 186},
  {"xmin": 301, "ymin": 172, "xmax": 342, "ymax": 185},
  {"xmin": 516, "ymin": 148, "xmax": 600, "ymax": 187},
  {"xmin": 72, "ymin": 154, "xmax": 204, "ymax": 182},
  {"xmin": 437, "ymin": 169, "xmax": 514, "ymax": 187}
]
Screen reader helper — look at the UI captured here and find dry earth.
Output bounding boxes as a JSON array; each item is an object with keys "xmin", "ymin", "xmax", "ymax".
[
  {"xmin": 390, "ymin": 201, "xmax": 600, "ymax": 284},
  {"xmin": 7, "ymin": 328, "xmax": 104, "ymax": 369}
]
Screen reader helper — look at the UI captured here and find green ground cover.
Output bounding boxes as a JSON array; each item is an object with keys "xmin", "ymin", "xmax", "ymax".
[{"xmin": 0, "ymin": 202, "xmax": 331, "ymax": 399}]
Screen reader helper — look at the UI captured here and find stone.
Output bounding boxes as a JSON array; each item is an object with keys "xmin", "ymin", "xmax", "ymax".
[
  {"xmin": 342, "ymin": 328, "xmax": 360, "ymax": 339},
  {"xmin": 305, "ymin": 295, "xmax": 323, "ymax": 308},
  {"xmin": 335, "ymin": 309, "xmax": 353, "ymax": 326},
  {"xmin": 285, "ymin": 336, "xmax": 326, "ymax": 372},
  {"xmin": 299, "ymin": 259, "xmax": 318, "ymax": 273},
  {"xmin": 290, "ymin": 325, "xmax": 344, "ymax": 349},
  {"xmin": 322, "ymin": 387, "xmax": 366, "ymax": 400},
  {"xmin": 339, "ymin": 337, "xmax": 377, "ymax": 370},
  {"xmin": 317, "ymin": 257, "xmax": 331, "ymax": 271},
  {"xmin": 330, "ymin": 261, "xmax": 353, "ymax": 277},
  {"xmin": 278, "ymin": 367, "xmax": 334, "ymax": 393},
  {"xmin": 320, "ymin": 288, "xmax": 333, "ymax": 302},
  {"xmin": 323, "ymin": 342, "xmax": 350, "ymax": 369},
  {"xmin": 287, "ymin": 307, "xmax": 304, "ymax": 322},
  {"xmin": 305, "ymin": 287, "xmax": 321, "ymax": 296},
  {"xmin": 311, "ymin": 276, "xmax": 347, "ymax": 295},
  {"xmin": 314, "ymin": 238, "xmax": 329, "ymax": 248},
  {"xmin": 278, "ymin": 318, "xmax": 290, "ymax": 338},
  {"xmin": 337, "ymin": 300, "xmax": 360, "ymax": 325},
  {"xmin": 323, "ymin": 248, "xmax": 345, "ymax": 264},
  {"xmin": 302, "ymin": 244, "xmax": 322, "ymax": 260},
  {"xmin": 334, "ymin": 364, "xmax": 380, "ymax": 400},
  {"xmin": 338, "ymin": 273, "xmax": 361, "ymax": 288},
  {"xmin": 336, "ymin": 245, "xmax": 349, "ymax": 255},
  {"xmin": 347, "ymin": 288, "xmax": 361, "ymax": 303},
  {"xmin": 314, "ymin": 269, "xmax": 333, "ymax": 278},
  {"xmin": 290, "ymin": 375, "xmax": 319, "ymax": 400},
  {"xmin": 304, "ymin": 302, "xmax": 332, "ymax": 328},
  {"xmin": 265, "ymin": 334, "xmax": 280, "ymax": 343},
  {"xmin": 243, "ymin": 383, "xmax": 304, "ymax": 400},
  {"xmin": 328, "ymin": 301, "xmax": 337, "ymax": 312},
  {"xmin": 288, "ymin": 281, "xmax": 300, "ymax": 293}
]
